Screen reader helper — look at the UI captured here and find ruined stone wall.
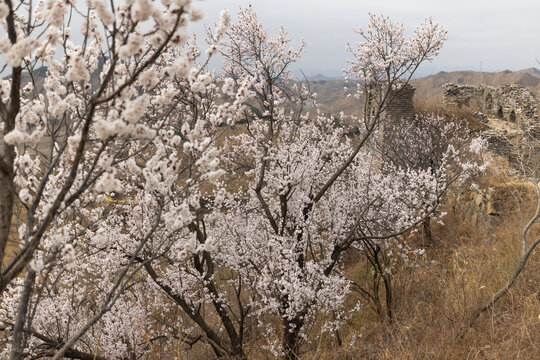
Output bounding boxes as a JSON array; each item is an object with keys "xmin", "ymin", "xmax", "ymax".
[
  {"xmin": 443, "ymin": 83, "xmax": 486, "ymax": 109},
  {"xmin": 443, "ymin": 83, "xmax": 538, "ymax": 124},
  {"xmin": 443, "ymin": 83, "xmax": 540, "ymax": 174}
]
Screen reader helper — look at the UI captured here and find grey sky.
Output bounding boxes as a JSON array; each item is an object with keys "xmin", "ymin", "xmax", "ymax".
[{"xmin": 191, "ymin": 0, "xmax": 540, "ymax": 78}]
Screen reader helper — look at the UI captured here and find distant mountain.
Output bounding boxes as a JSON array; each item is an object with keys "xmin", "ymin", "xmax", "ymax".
[
  {"xmin": 517, "ymin": 67, "xmax": 540, "ymax": 77},
  {"xmin": 410, "ymin": 69, "xmax": 540, "ymax": 106},
  {"xmin": 309, "ymin": 79, "xmax": 360, "ymax": 115},
  {"xmin": 307, "ymin": 73, "xmax": 340, "ymax": 81}
]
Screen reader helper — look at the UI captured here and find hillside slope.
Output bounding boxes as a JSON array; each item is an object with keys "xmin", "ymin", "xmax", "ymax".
[{"xmin": 411, "ymin": 68, "xmax": 540, "ymax": 105}]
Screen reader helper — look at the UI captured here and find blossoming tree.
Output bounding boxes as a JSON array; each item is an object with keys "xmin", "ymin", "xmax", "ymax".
[
  {"xmin": 0, "ymin": 0, "xmax": 250, "ymax": 358},
  {"xmin": 191, "ymin": 8, "xmax": 480, "ymax": 359},
  {"xmin": 0, "ymin": 2, "xmax": 486, "ymax": 360}
]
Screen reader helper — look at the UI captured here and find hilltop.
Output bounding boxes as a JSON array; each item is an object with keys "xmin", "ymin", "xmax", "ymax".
[{"xmin": 411, "ymin": 67, "xmax": 540, "ymax": 105}]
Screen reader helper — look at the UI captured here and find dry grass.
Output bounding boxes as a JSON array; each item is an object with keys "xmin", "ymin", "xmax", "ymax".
[
  {"xmin": 303, "ymin": 170, "xmax": 540, "ymax": 359},
  {"xmin": 414, "ymin": 97, "xmax": 488, "ymax": 132}
]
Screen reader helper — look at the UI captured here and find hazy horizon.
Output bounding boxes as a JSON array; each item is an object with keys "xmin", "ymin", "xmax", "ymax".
[{"xmin": 191, "ymin": 0, "xmax": 540, "ymax": 79}]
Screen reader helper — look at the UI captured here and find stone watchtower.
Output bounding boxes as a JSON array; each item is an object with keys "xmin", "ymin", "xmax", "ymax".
[
  {"xmin": 363, "ymin": 83, "xmax": 416, "ymax": 157},
  {"xmin": 383, "ymin": 84, "xmax": 416, "ymax": 122},
  {"xmin": 360, "ymin": 83, "xmax": 416, "ymax": 156},
  {"xmin": 362, "ymin": 83, "xmax": 416, "ymax": 123}
]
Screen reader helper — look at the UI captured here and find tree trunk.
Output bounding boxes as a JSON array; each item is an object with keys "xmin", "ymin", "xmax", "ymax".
[
  {"xmin": 422, "ymin": 217, "xmax": 433, "ymax": 245},
  {"xmin": 383, "ymin": 273, "xmax": 393, "ymax": 321},
  {"xmin": 457, "ymin": 236, "xmax": 540, "ymax": 339},
  {"xmin": 282, "ymin": 318, "xmax": 303, "ymax": 360},
  {"xmin": 1, "ymin": 3, "xmax": 21, "ymax": 288},
  {"xmin": 2, "ymin": 52, "xmax": 25, "ymax": 356},
  {"xmin": 9, "ymin": 268, "xmax": 36, "ymax": 360},
  {"xmin": 0, "ymin": 91, "xmax": 16, "ymax": 278},
  {"xmin": 0, "ymin": 164, "xmax": 14, "ymax": 270}
]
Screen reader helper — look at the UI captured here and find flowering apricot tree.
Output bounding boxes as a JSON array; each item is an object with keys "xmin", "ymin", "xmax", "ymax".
[
  {"xmin": 0, "ymin": 0, "xmax": 249, "ymax": 358},
  {"xmin": 0, "ymin": 2, "xmax": 485, "ymax": 360},
  {"xmin": 352, "ymin": 114, "xmax": 487, "ymax": 321},
  {"xmin": 191, "ymin": 8, "xmax": 480, "ymax": 360},
  {"xmin": 379, "ymin": 113, "xmax": 487, "ymax": 243},
  {"xmin": 346, "ymin": 13, "xmax": 447, "ymax": 123}
]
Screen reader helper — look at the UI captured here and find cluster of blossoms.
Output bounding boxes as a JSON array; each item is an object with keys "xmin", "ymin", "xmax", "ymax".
[{"xmin": 346, "ymin": 13, "xmax": 447, "ymax": 87}]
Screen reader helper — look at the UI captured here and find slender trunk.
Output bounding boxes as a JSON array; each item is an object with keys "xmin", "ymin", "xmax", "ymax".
[
  {"xmin": 383, "ymin": 273, "xmax": 393, "ymax": 321},
  {"xmin": 1, "ymin": 0, "xmax": 21, "ymax": 278},
  {"xmin": 9, "ymin": 268, "xmax": 36, "ymax": 360},
  {"xmin": 422, "ymin": 217, "xmax": 433, "ymax": 245},
  {"xmin": 332, "ymin": 312, "xmax": 343, "ymax": 347},
  {"xmin": 0, "ymin": 118, "xmax": 14, "ymax": 275},
  {"xmin": 0, "ymin": 163, "xmax": 14, "ymax": 270},
  {"xmin": 372, "ymin": 270, "xmax": 382, "ymax": 317},
  {"xmin": 457, "ymin": 236, "xmax": 540, "ymax": 339},
  {"xmin": 458, "ymin": 185, "xmax": 540, "ymax": 339},
  {"xmin": 0, "ymin": 79, "xmax": 17, "ymax": 279}
]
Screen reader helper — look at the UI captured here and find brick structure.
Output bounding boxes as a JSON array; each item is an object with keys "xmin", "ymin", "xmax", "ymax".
[
  {"xmin": 384, "ymin": 84, "xmax": 416, "ymax": 122},
  {"xmin": 373, "ymin": 84, "xmax": 417, "ymax": 160}
]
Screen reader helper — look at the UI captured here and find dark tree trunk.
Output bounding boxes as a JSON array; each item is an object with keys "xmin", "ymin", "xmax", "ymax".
[
  {"xmin": 1, "ymin": 0, "xmax": 21, "ymax": 289},
  {"xmin": 0, "ymin": 70, "xmax": 18, "ymax": 276},
  {"xmin": 422, "ymin": 217, "xmax": 433, "ymax": 244},
  {"xmin": 282, "ymin": 318, "xmax": 303, "ymax": 360},
  {"xmin": 0, "ymin": 161, "xmax": 14, "ymax": 269},
  {"xmin": 382, "ymin": 272, "xmax": 393, "ymax": 321}
]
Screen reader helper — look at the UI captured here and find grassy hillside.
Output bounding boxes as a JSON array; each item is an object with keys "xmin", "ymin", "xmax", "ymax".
[{"xmin": 313, "ymin": 168, "xmax": 540, "ymax": 359}]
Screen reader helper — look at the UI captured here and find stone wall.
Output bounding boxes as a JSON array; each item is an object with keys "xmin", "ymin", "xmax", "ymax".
[
  {"xmin": 483, "ymin": 130, "xmax": 511, "ymax": 158},
  {"xmin": 443, "ymin": 83, "xmax": 486, "ymax": 109},
  {"xmin": 443, "ymin": 83, "xmax": 538, "ymax": 124},
  {"xmin": 443, "ymin": 83, "xmax": 540, "ymax": 174}
]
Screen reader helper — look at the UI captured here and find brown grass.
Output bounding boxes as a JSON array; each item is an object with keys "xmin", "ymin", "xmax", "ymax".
[{"xmin": 303, "ymin": 170, "xmax": 540, "ymax": 360}]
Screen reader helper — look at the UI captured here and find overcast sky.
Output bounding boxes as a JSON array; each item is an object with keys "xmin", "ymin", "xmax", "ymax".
[{"xmin": 190, "ymin": 0, "xmax": 540, "ymax": 78}]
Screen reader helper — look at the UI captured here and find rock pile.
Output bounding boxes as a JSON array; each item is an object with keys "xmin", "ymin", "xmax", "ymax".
[{"xmin": 452, "ymin": 187, "xmax": 504, "ymax": 226}]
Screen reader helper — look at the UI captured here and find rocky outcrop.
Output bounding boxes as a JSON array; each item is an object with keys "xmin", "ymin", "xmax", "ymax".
[{"xmin": 452, "ymin": 187, "xmax": 504, "ymax": 226}]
